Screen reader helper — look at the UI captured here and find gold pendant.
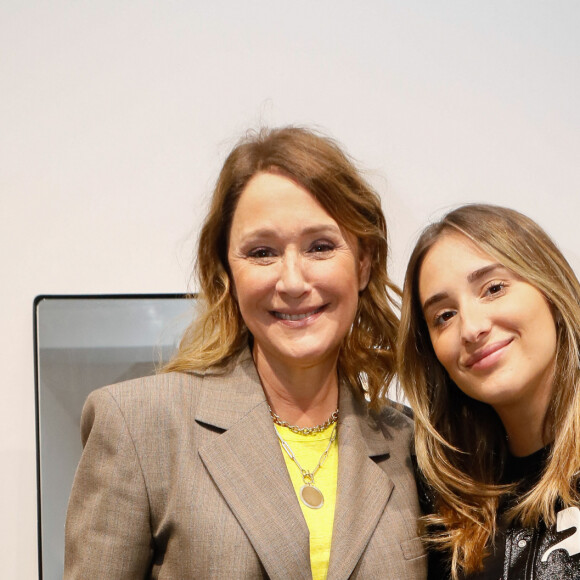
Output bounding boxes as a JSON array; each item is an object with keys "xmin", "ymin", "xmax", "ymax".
[{"xmin": 300, "ymin": 484, "xmax": 324, "ymax": 509}]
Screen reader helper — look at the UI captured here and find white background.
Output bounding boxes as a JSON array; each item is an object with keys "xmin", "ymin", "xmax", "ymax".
[{"xmin": 1, "ymin": 2, "xmax": 578, "ymax": 577}]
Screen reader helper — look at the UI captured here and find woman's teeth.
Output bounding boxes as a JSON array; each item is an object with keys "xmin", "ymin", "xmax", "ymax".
[{"xmin": 274, "ymin": 307, "xmax": 322, "ymax": 321}]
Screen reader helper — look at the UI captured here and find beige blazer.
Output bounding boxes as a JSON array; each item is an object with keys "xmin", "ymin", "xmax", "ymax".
[{"xmin": 65, "ymin": 350, "xmax": 426, "ymax": 579}]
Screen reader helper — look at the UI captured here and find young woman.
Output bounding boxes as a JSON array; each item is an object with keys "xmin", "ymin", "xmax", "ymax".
[
  {"xmin": 64, "ymin": 126, "xmax": 426, "ymax": 579},
  {"xmin": 398, "ymin": 204, "xmax": 580, "ymax": 579}
]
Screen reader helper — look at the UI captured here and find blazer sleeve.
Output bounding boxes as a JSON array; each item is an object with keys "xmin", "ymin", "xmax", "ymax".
[{"xmin": 64, "ymin": 387, "xmax": 153, "ymax": 579}]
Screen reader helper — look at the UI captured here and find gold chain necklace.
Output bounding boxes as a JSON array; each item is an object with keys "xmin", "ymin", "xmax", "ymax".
[
  {"xmin": 274, "ymin": 423, "xmax": 337, "ymax": 509},
  {"xmin": 268, "ymin": 406, "xmax": 339, "ymax": 435}
]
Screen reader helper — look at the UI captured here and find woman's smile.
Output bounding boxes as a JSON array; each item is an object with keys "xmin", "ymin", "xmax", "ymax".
[
  {"xmin": 271, "ymin": 305, "xmax": 327, "ymax": 323},
  {"xmin": 462, "ymin": 337, "xmax": 514, "ymax": 370}
]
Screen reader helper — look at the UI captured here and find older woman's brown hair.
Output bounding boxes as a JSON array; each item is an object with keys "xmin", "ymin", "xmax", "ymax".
[
  {"xmin": 165, "ymin": 126, "xmax": 400, "ymax": 408},
  {"xmin": 398, "ymin": 203, "xmax": 580, "ymax": 578}
]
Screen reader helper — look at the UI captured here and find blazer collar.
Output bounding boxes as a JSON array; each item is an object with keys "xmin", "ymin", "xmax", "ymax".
[
  {"xmin": 194, "ymin": 347, "xmax": 394, "ymax": 460},
  {"xmin": 338, "ymin": 380, "xmax": 393, "ymax": 458},
  {"xmin": 196, "ymin": 349, "xmax": 311, "ymax": 579},
  {"xmin": 196, "ymin": 349, "xmax": 397, "ymax": 580},
  {"xmin": 327, "ymin": 382, "xmax": 395, "ymax": 579},
  {"xmin": 194, "ymin": 348, "xmax": 266, "ymax": 430}
]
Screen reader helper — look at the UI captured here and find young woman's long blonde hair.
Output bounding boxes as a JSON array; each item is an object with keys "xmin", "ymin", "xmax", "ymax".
[
  {"xmin": 398, "ymin": 204, "xmax": 580, "ymax": 578},
  {"xmin": 164, "ymin": 126, "xmax": 401, "ymax": 408}
]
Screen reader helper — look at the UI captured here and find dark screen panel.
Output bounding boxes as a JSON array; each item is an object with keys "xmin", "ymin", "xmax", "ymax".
[{"xmin": 34, "ymin": 295, "xmax": 195, "ymax": 580}]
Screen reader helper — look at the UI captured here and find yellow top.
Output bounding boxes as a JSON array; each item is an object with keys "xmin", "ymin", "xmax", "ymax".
[{"xmin": 275, "ymin": 423, "xmax": 338, "ymax": 580}]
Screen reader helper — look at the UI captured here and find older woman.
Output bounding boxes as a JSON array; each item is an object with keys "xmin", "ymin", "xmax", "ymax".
[
  {"xmin": 64, "ymin": 126, "xmax": 426, "ymax": 579},
  {"xmin": 398, "ymin": 204, "xmax": 580, "ymax": 579}
]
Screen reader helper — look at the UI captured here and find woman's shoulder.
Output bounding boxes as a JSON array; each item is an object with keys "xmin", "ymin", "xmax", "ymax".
[
  {"xmin": 375, "ymin": 400, "xmax": 415, "ymax": 432},
  {"xmin": 85, "ymin": 351, "xmax": 260, "ymax": 425},
  {"xmin": 344, "ymin": 397, "xmax": 415, "ymax": 462},
  {"xmin": 94, "ymin": 370, "xmax": 203, "ymax": 404},
  {"xmin": 93, "ymin": 350, "xmax": 255, "ymax": 406},
  {"xmin": 81, "ymin": 372, "xmax": 205, "ymax": 431}
]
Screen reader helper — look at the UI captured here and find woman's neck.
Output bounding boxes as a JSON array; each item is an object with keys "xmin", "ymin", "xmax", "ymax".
[
  {"xmin": 495, "ymin": 401, "xmax": 551, "ymax": 457},
  {"xmin": 252, "ymin": 345, "xmax": 340, "ymax": 428}
]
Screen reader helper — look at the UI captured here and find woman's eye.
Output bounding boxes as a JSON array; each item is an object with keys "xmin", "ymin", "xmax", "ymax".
[
  {"xmin": 434, "ymin": 310, "xmax": 455, "ymax": 327},
  {"xmin": 486, "ymin": 282, "xmax": 506, "ymax": 296},
  {"xmin": 309, "ymin": 241, "xmax": 335, "ymax": 254},
  {"xmin": 248, "ymin": 248, "xmax": 275, "ymax": 259}
]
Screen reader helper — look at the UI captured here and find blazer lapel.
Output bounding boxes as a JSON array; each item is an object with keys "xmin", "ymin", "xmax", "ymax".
[
  {"xmin": 327, "ymin": 383, "xmax": 394, "ymax": 580},
  {"xmin": 197, "ymin": 352, "xmax": 311, "ymax": 580}
]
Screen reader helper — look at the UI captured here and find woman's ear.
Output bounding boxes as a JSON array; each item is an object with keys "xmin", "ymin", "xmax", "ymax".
[{"xmin": 358, "ymin": 243, "xmax": 372, "ymax": 292}]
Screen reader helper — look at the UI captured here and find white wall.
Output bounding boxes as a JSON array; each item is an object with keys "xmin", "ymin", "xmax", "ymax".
[{"xmin": 1, "ymin": 2, "xmax": 578, "ymax": 577}]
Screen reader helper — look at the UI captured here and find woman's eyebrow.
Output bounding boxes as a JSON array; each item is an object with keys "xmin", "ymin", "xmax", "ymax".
[
  {"xmin": 422, "ymin": 264, "xmax": 507, "ymax": 312},
  {"xmin": 467, "ymin": 263, "xmax": 504, "ymax": 283},
  {"xmin": 422, "ymin": 292, "xmax": 449, "ymax": 313}
]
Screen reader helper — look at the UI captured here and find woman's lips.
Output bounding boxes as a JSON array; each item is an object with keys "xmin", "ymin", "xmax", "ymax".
[
  {"xmin": 271, "ymin": 305, "xmax": 326, "ymax": 322},
  {"xmin": 464, "ymin": 338, "xmax": 513, "ymax": 369}
]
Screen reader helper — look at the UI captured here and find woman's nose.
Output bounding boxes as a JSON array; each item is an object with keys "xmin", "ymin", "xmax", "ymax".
[
  {"xmin": 460, "ymin": 304, "xmax": 491, "ymax": 344},
  {"xmin": 275, "ymin": 255, "xmax": 309, "ymax": 297}
]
